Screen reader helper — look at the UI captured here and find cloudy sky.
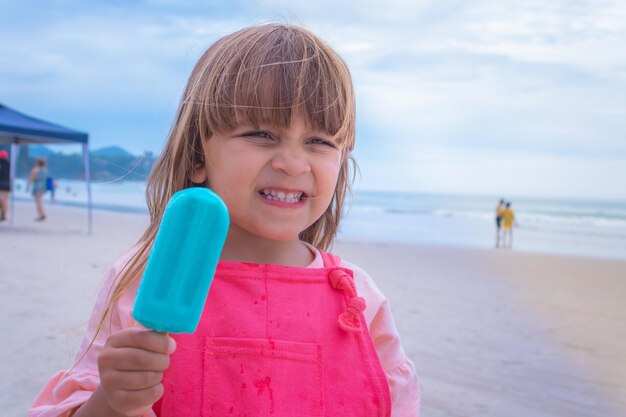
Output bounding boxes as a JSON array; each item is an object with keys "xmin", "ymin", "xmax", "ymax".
[{"xmin": 2, "ymin": 0, "xmax": 625, "ymax": 199}]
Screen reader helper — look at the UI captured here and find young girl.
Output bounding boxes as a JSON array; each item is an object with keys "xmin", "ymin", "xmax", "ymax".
[
  {"xmin": 28, "ymin": 158, "xmax": 49, "ymax": 221},
  {"xmin": 30, "ymin": 23, "xmax": 420, "ymax": 417}
]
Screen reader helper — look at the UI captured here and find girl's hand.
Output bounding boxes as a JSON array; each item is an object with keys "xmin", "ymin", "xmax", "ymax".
[{"xmin": 97, "ymin": 328, "xmax": 176, "ymax": 416}]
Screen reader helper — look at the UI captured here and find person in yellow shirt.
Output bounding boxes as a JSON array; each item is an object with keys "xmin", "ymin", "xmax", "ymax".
[{"xmin": 501, "ymin": 201, "xmax": 516, "ymax": 248}]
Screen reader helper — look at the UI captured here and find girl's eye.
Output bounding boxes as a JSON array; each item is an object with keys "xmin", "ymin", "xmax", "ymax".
[
  {"xmin": 241, "ymin": 131, "xmax": 277, "ymax": 145},
  {"xmin": 244, "ymin": 131, "xmax": 273, "ymax": 140},
  {"xmin": 308, "ymin": 137, "xmax": 336, "ymax": 148}
]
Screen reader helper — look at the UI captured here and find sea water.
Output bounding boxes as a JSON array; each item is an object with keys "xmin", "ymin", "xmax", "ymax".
[
  {"xmin": 11, "ymin": 179, "xmax": 626, "ymax": 260},
  {"xmin": 342, "ymin": 191, "xmax": 626, "ymax": 260}
]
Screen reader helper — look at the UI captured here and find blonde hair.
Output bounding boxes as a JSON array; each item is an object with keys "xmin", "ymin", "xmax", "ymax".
[{"xmin": 92, "ymin": 23, "xmax": 357, "ymax": 343}]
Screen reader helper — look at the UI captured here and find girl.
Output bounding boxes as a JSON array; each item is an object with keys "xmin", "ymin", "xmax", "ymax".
[
  {"xmin": 28, "ymin": 158, "xmax": 48, "ymax": 221},
  {"xmin": 30, "ymin": 23, "xmax": 420, "ymax": 416}
]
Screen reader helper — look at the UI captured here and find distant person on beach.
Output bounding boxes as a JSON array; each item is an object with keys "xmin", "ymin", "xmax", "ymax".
[
  {"xmin": 0, "ymin": 150, "xmax": 10, "ymax": 221},
  {"xmin": 495, "ymin": 198, "xmax": 506, "ymax": 247},
  {"xmin": 502, "ymin": 201, "xmax": 517, "ymax": 248},
  {"xmin": 30, "ymin": 24, "xmax": 420, "ymax": 417},
  {"xmin": 27, "ymin": 158, "xmax": 48, "ymax": 221}
]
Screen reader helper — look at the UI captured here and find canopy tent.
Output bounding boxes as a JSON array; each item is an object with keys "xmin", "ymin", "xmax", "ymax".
[{"xmin": 0, "ymin": 103, "xmax": 92, "ymax": 233}]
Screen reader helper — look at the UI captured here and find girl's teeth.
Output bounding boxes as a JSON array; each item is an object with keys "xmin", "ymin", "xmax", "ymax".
[{"xmin": 261, "ymin": 189, "xmax": 302, "ymax": 204}]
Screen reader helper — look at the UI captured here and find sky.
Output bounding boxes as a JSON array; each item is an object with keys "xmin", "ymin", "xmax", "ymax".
[{"xmin": 1, "ymin": 0, "xmax": 625, "ymax": 200}]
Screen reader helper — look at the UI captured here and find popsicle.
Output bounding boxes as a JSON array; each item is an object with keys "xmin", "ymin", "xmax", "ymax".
[{"xmin": 132, "ymin": 187, "xmax": 229, "ymax": 333}]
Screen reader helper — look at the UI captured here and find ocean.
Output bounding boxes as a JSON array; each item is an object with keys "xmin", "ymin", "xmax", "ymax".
[{"xmin": 10, "ymin": 179, "xmax": 626, "ymax": 261}]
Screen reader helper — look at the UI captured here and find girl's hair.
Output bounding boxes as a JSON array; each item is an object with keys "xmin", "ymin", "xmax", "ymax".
[
  {"xmin": 35, "ymin": 158, "xmax": 46, "ymax": 167},
  {"xmin": 91, "ymin": 23, "xmax": 357, "ymax": 345}
]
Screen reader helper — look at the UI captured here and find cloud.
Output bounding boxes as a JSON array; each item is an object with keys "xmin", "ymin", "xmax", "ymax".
[
  {"xmin": 357, "ymin": 146, "xmax": 626, "ymax": 200},
  {"xmin": 335, "ymin": 2, "xmax": 626, "ymax": 157},
  {"xmin": 0, "ymin": 6, "xmax": 250, "ymax": 150},
  {"xmin": 0, "ymin": 0, "xmax": 625, "ymax": 197}
]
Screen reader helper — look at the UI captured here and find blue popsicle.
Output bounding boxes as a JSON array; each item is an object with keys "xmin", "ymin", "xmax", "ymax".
[{"xmin": 132, "ymin": 188, "xmax": 229, "ymax": 333}]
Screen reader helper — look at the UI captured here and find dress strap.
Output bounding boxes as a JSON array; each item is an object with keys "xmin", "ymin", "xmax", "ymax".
[
  {"xmin": 320, "ymin": 250, "xmax": 366, "ymax": 333},
  {"xmin": 319, "ymin": 250, "xmax": 342, "ymax": 268},
  {"xmin": 328, "ymin": 269, "xmax": 366, "ymax": 333}
]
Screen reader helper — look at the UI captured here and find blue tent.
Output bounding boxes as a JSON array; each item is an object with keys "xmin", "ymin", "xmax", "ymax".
[{"xmin": 0, "ymin": 103, "xmax": 93, "ymax": 233}]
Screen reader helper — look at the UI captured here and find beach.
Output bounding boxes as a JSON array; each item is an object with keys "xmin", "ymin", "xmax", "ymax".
[{"xmin": 1, "ymin": 201, "xmax": 625, "ymax": 417}]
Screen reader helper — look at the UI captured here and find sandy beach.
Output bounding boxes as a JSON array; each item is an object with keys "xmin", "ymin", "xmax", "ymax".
[{"xmin": 1, "ymin": 201, "xmax": 625, "ymax": 417}]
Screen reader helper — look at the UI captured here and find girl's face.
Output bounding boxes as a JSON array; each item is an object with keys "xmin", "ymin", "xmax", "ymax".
[{"xmin": 191, "ymin": 114, "xmax": 342, "ymax": 244}]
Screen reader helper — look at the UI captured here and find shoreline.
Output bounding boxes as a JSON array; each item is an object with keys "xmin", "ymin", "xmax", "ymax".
[
  {"xmin": 9, "ymin": 179, "xmax": 626, "ymax": 262},
  {"xmin": 1, "ymin": 202, "xmax": 625, "ymax": 416}
]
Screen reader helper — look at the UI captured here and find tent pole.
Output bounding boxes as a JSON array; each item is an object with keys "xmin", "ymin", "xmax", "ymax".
[
  {"xmin": 9, "ymin": 141, "xmax": 20, "ymax": 225},
  {"xmin": 83, "ymin": 144, "xmax": 93, "ymax": 235}
]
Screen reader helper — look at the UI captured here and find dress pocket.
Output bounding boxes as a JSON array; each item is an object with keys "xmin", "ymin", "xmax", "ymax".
[{"xmin": 202, "ymin": 337, "xmax": 324, "ymax": 417}]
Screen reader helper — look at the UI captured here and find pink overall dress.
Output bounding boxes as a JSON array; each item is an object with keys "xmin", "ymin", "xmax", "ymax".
[{"xmin": 154, "ymin": 251, "xmax": 391, "ymax": 416}]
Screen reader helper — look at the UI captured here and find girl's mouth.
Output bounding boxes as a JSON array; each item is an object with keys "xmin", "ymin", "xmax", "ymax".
[{"xmin": 259, "ymin": 189, "xmax": 306, "ymax": 204}]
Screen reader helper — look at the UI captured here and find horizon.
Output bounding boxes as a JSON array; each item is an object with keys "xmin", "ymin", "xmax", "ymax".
[{"xmin": 2, "ymin": 1, "xmax": 625, "ymax": 200}]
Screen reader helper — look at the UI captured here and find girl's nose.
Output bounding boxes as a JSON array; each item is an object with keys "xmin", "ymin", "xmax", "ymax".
[{"xmin": 270, "ymin": 147, "xmax": 311, "ymax": 176}]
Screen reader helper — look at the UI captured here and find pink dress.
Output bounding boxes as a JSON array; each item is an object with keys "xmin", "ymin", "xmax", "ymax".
[
  {"xmin": 30, "ymin": 246, "xmax": 420, "ymax": 416},
  {"xmin": 156, "ymin": 251, "xmax": 390, "ymax": 416}
]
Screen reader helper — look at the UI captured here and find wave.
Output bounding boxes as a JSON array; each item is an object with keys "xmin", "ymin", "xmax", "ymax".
[
  {"xmin": 433, "ymin": 208, "xmax": 626, "ymax": 228},
  {"xmin": 352, "ymin": 205, "xmax": 626, "ymax": 230}
]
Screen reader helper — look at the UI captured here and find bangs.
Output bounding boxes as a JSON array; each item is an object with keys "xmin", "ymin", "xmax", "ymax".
[{"xmin": 196, "ymin": 25, "xmax": 354, "ymax": 149}]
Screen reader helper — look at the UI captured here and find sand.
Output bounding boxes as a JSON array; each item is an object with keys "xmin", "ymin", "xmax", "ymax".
[{"xmin": 1, "ymin": 201, "xmax": 625, "ymax": 417}]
